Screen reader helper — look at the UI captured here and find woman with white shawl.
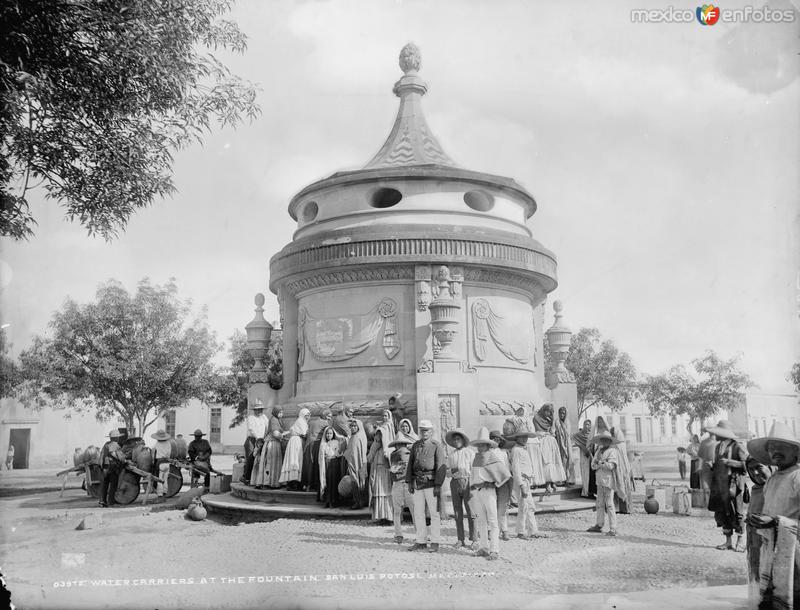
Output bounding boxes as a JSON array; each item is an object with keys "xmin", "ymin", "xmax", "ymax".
[
  {"xmin": 318, "ymin": 425, "xmax": 346, "ymax": 508},
  {"xmin": 280, "ymin": 408, "xmax": 310, "ymax": 491},
  {"xmin": 344, "ymin": 419, "xmax": 368, "ymax": 509},
  {"xmin": 367, "ymin": 428, "xmax": 393, "ymax": 522},
  {"xmin": 611, "ymin": 426, "xmax": 635, "ymax": 514},
  {"xmin": 397, "ymin": 418, "xmax": 419, "ymax": 442},
  {"xmin": 378, "ymin": 409, "xmax": 396, "ymax": 458}
]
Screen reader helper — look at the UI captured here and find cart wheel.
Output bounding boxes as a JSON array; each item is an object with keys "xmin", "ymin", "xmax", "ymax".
[
  {"xmin": 115, "ymin": 471, "xmax": 140, "ymax": 504},
  {"xmin": 86, "ymin": 464, "xmax": 103, "ymax": 499},
  {"xmin": 165, "ymin": 465, "xmax": 183, "ymax": 498}
]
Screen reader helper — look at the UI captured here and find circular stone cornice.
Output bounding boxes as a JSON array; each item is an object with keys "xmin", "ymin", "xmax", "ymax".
[
  {"xmin": 269, "ymin": 225, "xmax": 557, "ymax": 296},
  {"xmin": 287, "ymin": 165, "xmax": 537, "ymax": 221}
]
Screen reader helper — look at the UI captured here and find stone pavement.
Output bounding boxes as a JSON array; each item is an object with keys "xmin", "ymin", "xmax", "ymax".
[{"xmin": 1, "ymin": 483, "xmax": 749, "ymax": 610}]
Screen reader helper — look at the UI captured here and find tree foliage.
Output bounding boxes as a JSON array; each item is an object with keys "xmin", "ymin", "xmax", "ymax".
[
  {"xmin": 16, "ymin": 278, "xmax": 220, "ymax": 436},
  {"xmin": 788, "ymin": 362, "xmax": 800, "ymax": 394},
  {"xmin": 0, "ymin": 329, "xmax": 20, "ymax": 398},
  {"xmin": 1, "ymin": 0, "xmax": 260, "ymax": 239},
  {"xmin": 564, "ymin": 327, "xmax": 638, "ymax": 420},
  {"xmin": 643, "ymin": 351, "xmax": 755, "ymax": 433},
  {"xmin": 212, "ymin": 328, "xmax": 283, "ymax": 429}
]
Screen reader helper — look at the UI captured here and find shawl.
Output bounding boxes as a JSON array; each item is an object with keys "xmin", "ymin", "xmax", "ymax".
[
  {"xmin": 266, "ymin": 414, "xmax": 284, "ymax": 441},
  {"xmin": 613, "ymin": 428, "xmax": 635, "ymax": 499},
  {"xmin": 471, "ymin": 449, "xmax": 511, "ymax": 486},
  {"xmin": 378, "ymin": 410, "xmax": 396, "ymax": 459},
  {"xmin": 572, "ymin": 425, "xmax": 592, "ymax": 456},
  {"xmin": 533, "ymin": 405, "xmax": 554, "ymax": 434},
  {"xmin": 289, "ymin": 408, "xmax": 310, "ymax": 437},
  {"xmin": 553, "ymin": 413, "xmax": 572, "ymax": 461},
  {"xmin": 398, "ymin": 418, "xmax": 419, "ymax": 442},
  {"xmin": 595, "ymin": 444, "xmax": 628, "ymax": 503},
  {"xmin": 317, "ymin": 426, "xmax": 343, "ymax": 495},
  {"xmin": 344, "ymin": 419, "xmax": 368, "ymax": 484},
  {"xmin": 368, "ymin": 431, "xmax": 389, "ymax": 466}
]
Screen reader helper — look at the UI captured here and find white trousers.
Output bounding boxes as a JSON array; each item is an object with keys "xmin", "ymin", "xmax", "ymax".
[
  {"xmin": 470, "ymin": 487, "xmax": 499, "ymax": 554},
  {"xmin": 157, "ymin": 462, "xmax": 170, "ymax": 497},
  {"xmin": 595, "ymin": 485, "xmax": 617, "ymax": 531},
  {"xmin": 392, "ymin": 481, "xmax": 415, "ymax": 537},
  {"xmin": 515, "ymin": 485, "xmax": 540, "ymax": 536},
  {"xmin": 412, "ymin": 486, "xmax": 441, "ymax": 544}
]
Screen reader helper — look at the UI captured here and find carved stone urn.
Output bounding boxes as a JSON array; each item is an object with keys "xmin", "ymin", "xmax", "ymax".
[
  {"xmin": 428, "ymin": 297, "xmax": 460, "ymax": 359},
  {"xmin": 545, "ymin": 300, "xmax": 574, "ymax": 386},
  {"xmin": 245, "ymin": 293, "xmax": 273, "ymax": 379}
]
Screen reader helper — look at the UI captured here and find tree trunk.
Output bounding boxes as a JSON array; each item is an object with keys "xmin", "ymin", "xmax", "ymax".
[
  {"xmin": 137, "ymin": 414, "xmax": 145, "ymax": 438},
  {"xmin": 686, "ymin": 416, "xmax": 695, "ymax": 436}
]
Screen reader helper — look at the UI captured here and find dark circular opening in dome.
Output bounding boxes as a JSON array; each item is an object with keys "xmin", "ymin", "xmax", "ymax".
[
  {"xmin": 370, "ymin": 187, "xmax": 403, "ymax": 208},
  {"xmin": 464, "ymin": 190, "xmax": 495, "ymax": 212},
  {"xmin": 301, "ymin": 201, "xmax": 318, "ymax": 222}
]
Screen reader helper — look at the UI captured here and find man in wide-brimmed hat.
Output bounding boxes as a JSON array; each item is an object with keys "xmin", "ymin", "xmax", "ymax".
[
  {"xmin": 243, "ymin": 400, "xmax": 268, "ymax": 486},
  {"xmin": 468, "ymin": 427, "xmax": 511, "ymax": 561},
  {"xmin": 99, "ymin": 430, "xmax": 126, "ymax": 507},
  {"xmin": 705, "ymin": 419, "xmax": 748, "ymax": 552},
  {"xmin": 445, "ymin": 428, "xmax": 476, "ymax": 549},
  {"xmin": 508, "ymin": 420, "xmax": 547, "ymax": 541},
  {"xmin": 746, "ymin": 421, "xmax": 800, "ymax": 608},
  {"xmin": 150, "ymin": 429, "xmax": 173, "ymax": 501},
  {"xmin": 388, "ymin": 432, "xmax": 416, "ymax": 544},
  {"xmin": 406, "ymin": 420, "xmax": 447, "ymax": 553},
  {"xmin": 586, "ymin": 417, "xmax": 624, "ymax": 536},
  {"xmin": 188, "ymin": 429, "xmax": 213, "ymax": 489}
]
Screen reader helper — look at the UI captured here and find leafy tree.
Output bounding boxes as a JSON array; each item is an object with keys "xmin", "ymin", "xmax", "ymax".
[
  {"xmin": 564, "ymin": 327, "xmax": 638, "ymax": 420},
  {"xmin": 16, "ymin": 278, "xmax": 220, "ymax": 436},
  {"xmin": 213, "ymin": 328, "xmax": 283, "ymax": 428},
  {"xmin": 643, "ymin": 351, "xmax": 755, "ymax": 434},
  {"xmin": 0, "ymin": 329, "xmax": 20, "ymax": 398},
  {"xmin": 1, "ymin": 0, "xmax": 260, "ymax": 239},
  {"xmin": 788, "ymin": 362, "xmax": 800, "ymax": 394}
]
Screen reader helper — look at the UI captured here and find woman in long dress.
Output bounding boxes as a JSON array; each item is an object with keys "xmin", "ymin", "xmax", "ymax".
[
  {"xmin": 280, "ymin": 408, "xmax": 310, "ymax": 491},
  {"xmin": 367, "ymin": 429, "xmax": 393, "ymax": 522},
  {"xmin": 611, "ymin": 426, "xmax": 635, "ymax": 514},
  {"xmin": 318, "ymin": 426, "xmax": 346, "ymax": 508},
  {"xmin": 378, "ymin": 409, "xmax": 396, "ymax": 450},
  {"xmin": 572, "ymin": 419, "xmax": 593, "ymax": 497},
  {"xmin": 250, "ymin": 438, "xmax": 266, "ymax": 488},
  {"xmin": 532, "ymin": 403, "xmax": 567, "ymax": 493},
  {"xmin": 265, "ymin": 408, "xmax": 285, "ymax": 488},
  {"xmin": 344, "ymin": 419, "xmax": 368, "ymax": 509},
  {"xmin": 686, "ymin": 434, "xmax": 702, "ymax": 489}
]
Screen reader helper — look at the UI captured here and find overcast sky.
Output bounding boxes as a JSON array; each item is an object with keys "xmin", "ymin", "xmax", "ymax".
[{"xmin": 1, "ymin": 0, "xmax": 798, "ymax": 394}]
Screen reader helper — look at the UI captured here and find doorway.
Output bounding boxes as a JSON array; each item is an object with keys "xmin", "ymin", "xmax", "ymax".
[{"xmin": 8, "ymin": 428, "xmax": 30, "ymax": 469}]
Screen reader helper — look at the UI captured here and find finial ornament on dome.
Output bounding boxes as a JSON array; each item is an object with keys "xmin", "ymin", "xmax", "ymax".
[{"xmin": 399, "ymin": 42, "xmax": 421, "ymax": 75}]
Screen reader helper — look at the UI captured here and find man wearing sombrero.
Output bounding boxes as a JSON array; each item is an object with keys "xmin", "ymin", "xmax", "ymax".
[
  {"xmin": 188, "ymin": 429, "xmax": 213, "ymax": 489},
  {"xmin": 445, "ymin": 428, "xmax": 476, "ymax": 549},
  {"xmin": 705, "ymin": 419, "xmax": 748, "ymax": 552},
  {"xmin": 468, "ymin": 427, "xmax": 512, "ymax": 561},
  {"xmin": 586, "ymin": 418, "xmax": 625, "ymax": 537},
  {"xmin": 746, "ymin": 421, "xmax": 800, "ymax": 608}
]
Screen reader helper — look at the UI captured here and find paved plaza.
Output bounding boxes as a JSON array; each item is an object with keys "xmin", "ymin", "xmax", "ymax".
[{"xmin": 1, "ymin": 459, "xmax": 750, "ymax": 610}]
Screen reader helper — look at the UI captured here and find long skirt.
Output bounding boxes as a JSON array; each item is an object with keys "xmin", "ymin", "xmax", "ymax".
[
  {"xmin": 709, "ymin": 461, "xmax": 745, "ymax": 535},
  {"xmin": 370, "ymin": 462, "xmax": 393, "ymax": 521},
  {"xmin": 250, "ymin": 449, "xmax": 264, "ymax": 486},
  {"xmin": 265, "ymin": 439, "xmax": 283, "ymax": 488},
  {"xmin": 311, "ymin": 440, "xmax": 321, "ymax": 497},
  {"xmin": 526, "ymin": 438, "xmax": 547, "ymax": 486},
  {"xmin": 300, "ymin": 441, "xmax": 314, "ymax": 489},
  {"xmin": 689, "ymin": 458, "xmax": 701, "ymax": 489},
  {"xmin": 280, "ymin": 436, "xmax": 304, "ymax": 484},
  {"xmin": 323, "ymin": 456, "xmax": 345, "ymax": 508},
  {"xmin": 539, "ymin": 435, "xmax": 567, "ymax": 483},
  {"xmin": 579, "ymin": 453, "xmax": 592, "ymax": 497}
]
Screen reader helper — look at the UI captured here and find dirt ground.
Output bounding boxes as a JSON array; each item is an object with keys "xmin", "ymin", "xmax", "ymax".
[{"xmin": 0, "ymin": 479, "xmax": 749, "ymax": 610}]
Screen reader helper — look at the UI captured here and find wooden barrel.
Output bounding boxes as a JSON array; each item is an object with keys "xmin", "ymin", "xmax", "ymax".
[
  {"xmin": 132, "ymin": 444, "xmax": 153, "ymax": 472},
  {"xmin": 82, "ymin": 446, "xmax": 101, "ymax": 465},
  {"xmin": 114, "ymin": 470, "xmax": 140, "ymax": 504},
  {"xmin": 165, "ymin": 464, "xmax": 183, "ymax": 497},
  {"xmin": 85, "ymin": 464, "xmax": 103, "ymax": 498},
  {"xmin": 121, "ymin": 437, "xmax": 144, "ymax": 460}
]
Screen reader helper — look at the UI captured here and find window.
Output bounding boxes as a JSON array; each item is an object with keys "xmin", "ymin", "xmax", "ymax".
[
  {"xmin": 164, "ymin": 410, "xmax": 176, "ymax": 438},
  {"xmin": 619, "ymin": 415, "xmax": 626, "ymax": 435},
  {"xmin": 605, "ymin": 414, "xmax": 614, "ymax": 428},
  {"xmin": 634, "ymin": 418, "xmax": 642, "ymax": 443},
  {"xmin": 671, "ymin": 415, "xmax": 677, "ymax": 435},
  {"xmin": 659, "ymin": 417, "xmax": 666, "ymax": 436},
  {"xmin": 210, "ymin": 407, "xmax": 222, "ymax": 444}
]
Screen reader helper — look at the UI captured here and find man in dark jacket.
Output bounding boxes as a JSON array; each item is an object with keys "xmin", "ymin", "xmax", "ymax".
[
  {"xmin": 406, "ymin": 419, "xmax": 447, "ymax": 553},
  {"xmin": 99, "ymin": 430, "xmax": 125, "ymax": 507},
  {"xmin": 188, "ymin": 429, "xmax": 213, "ymax": 488}
]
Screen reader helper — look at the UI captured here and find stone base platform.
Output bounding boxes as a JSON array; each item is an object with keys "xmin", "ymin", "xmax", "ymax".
[{"xmin": 204, "ymin": 482, "xmax": 594, "ymax": 522}]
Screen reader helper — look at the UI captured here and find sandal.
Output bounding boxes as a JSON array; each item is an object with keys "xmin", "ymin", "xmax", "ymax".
[{"xmin": 715, "ymin": 543, "xmax": 733, "ymax": 550}]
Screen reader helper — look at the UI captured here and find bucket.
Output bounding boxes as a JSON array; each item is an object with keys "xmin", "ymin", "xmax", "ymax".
[
  {"xmin": 82, "ymin": 446, "xmax": 101, "ymax": 465},
  {"xmin": 672, "ymin": 486, "xmax": 691, "ymax": 515},
  {"xmin": 691, "ymin": 488, "xmax": 709, "ymax": 508},
  {"xmin": 132, "ymin": 445, "xmax": 153, "ymax": 472}
]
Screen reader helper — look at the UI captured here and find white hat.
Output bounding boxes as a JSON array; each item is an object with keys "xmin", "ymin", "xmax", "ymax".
[{"xmin": 418, "ymin": 419, "xmax": 434, "ymax": 429}]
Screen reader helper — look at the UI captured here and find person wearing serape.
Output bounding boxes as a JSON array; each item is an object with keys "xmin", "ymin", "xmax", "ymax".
[
  {"xmin": 188, "ymin": 429, "xmax": 213, "ymax": 489},
  {"xmin": 243, "ymin": 402, "xmax": 268, "ymax": 485},
  {"xmin": 572, "ymin": 419, "xmax": 594, "ymax": 498},
  {"xmin": 746, "ymin": 421, "xmax": 800, "ymax": 609},
  {"xmin": 367, "ymin": 428, "xmax": 393, "ymax": 523},
  {"xmin": 344, "ymin": 419, "xmax": 369, "ymax": 509},
  {"xmin": 99, "ymin": 430, "xmax": 126, "ymax": 507},
  {"xmin": 553, "ymin": 406, "xmax": 574, "ymax": 485},
  {"xmin": 150, "ymin": 429, "xmax": 173, "ymax": 501},
  {"xmin": 318, "ymin": 425, "xmax": 346, "ymax": 508},
  {"xmin": 264, "ymin": 407, "xmax": 287, "ymax": 488},
  {"xmin": 406, "ymin": 419, "xmax": 447, "ymax": 553},
  {"xmin": 468, "ymin": 427, "xmax": 511, "ymax": 561},
  {"xmin": 532, "ymin": 403, "xmax": 567, "ymax": 494},
  {"xmin": 445, "ymin": 428, "xmax": 476, "ymax": 549},
  {"xmin": 490, "ymin": 430, "xmax": 513, "ymax": 542},
  {"xmin": 706, "ymin": 419, "xmax": 748, "ymax": 552},
  {"xmin": 280, "ymin": 408, "xmax": 310, "ymax": 491},
  {"xmin": 508, "ymin": 420, "xmax": 547, "ymax": 540},
  {"xmin": 744, "ymin": 456, "xmax": 773, "ymax": 608},
  {"xmin": 586, "ymin": 418, "xmax": 626, "ymax": 536}
]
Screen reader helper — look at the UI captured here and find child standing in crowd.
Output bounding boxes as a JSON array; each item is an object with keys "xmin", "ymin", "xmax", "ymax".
[
  {"xmin": 388, "ymin": 433, "xmax": 415, "ymax": 543},
  {"xmin": 586, "ymin": 419, "xmax": 623, "ymax": 537},
  {"xmin": 509, "ymin": 421, "xmax": 547, "ymax": 540},
  {"xmin": 468, "ymin": 427, "xmax": 511, "ymax": 561},
  {"xmin": 445, "ymin": 428, "xmax": 476, "ymax": 549},
  {"xmin": 676, "ymin": 446, "xmax": 687, "ymax": 480},
  {"xmin": 490, "ymin": 430, "xmax": 513, "ymax": 542}
]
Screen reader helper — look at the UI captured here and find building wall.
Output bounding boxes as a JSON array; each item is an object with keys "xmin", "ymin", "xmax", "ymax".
[{"xmin": 730, "ymin": 392, "xmax": 799, "ymax": 439}]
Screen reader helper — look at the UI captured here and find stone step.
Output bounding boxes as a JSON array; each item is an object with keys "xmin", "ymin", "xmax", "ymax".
[{"xmin": 230, "ymin": 483, "xmax": 321, "ymax": 505}]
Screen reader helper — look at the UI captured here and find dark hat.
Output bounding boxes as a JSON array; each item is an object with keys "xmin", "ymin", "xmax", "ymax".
[
  {"xmin": 192, "ymin": 429, "xmax": 206, "ymax": 437},
  {"xmin": 590, "ymin": 418, "xmax": 620, "ymax": 445},
  {"xmin": 389, "ymin": 432, "xmax": 415, "ymax": 448},
  {"xmin": 445, "ymin": 428, "xmax": 470, "ymax": 448}
]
